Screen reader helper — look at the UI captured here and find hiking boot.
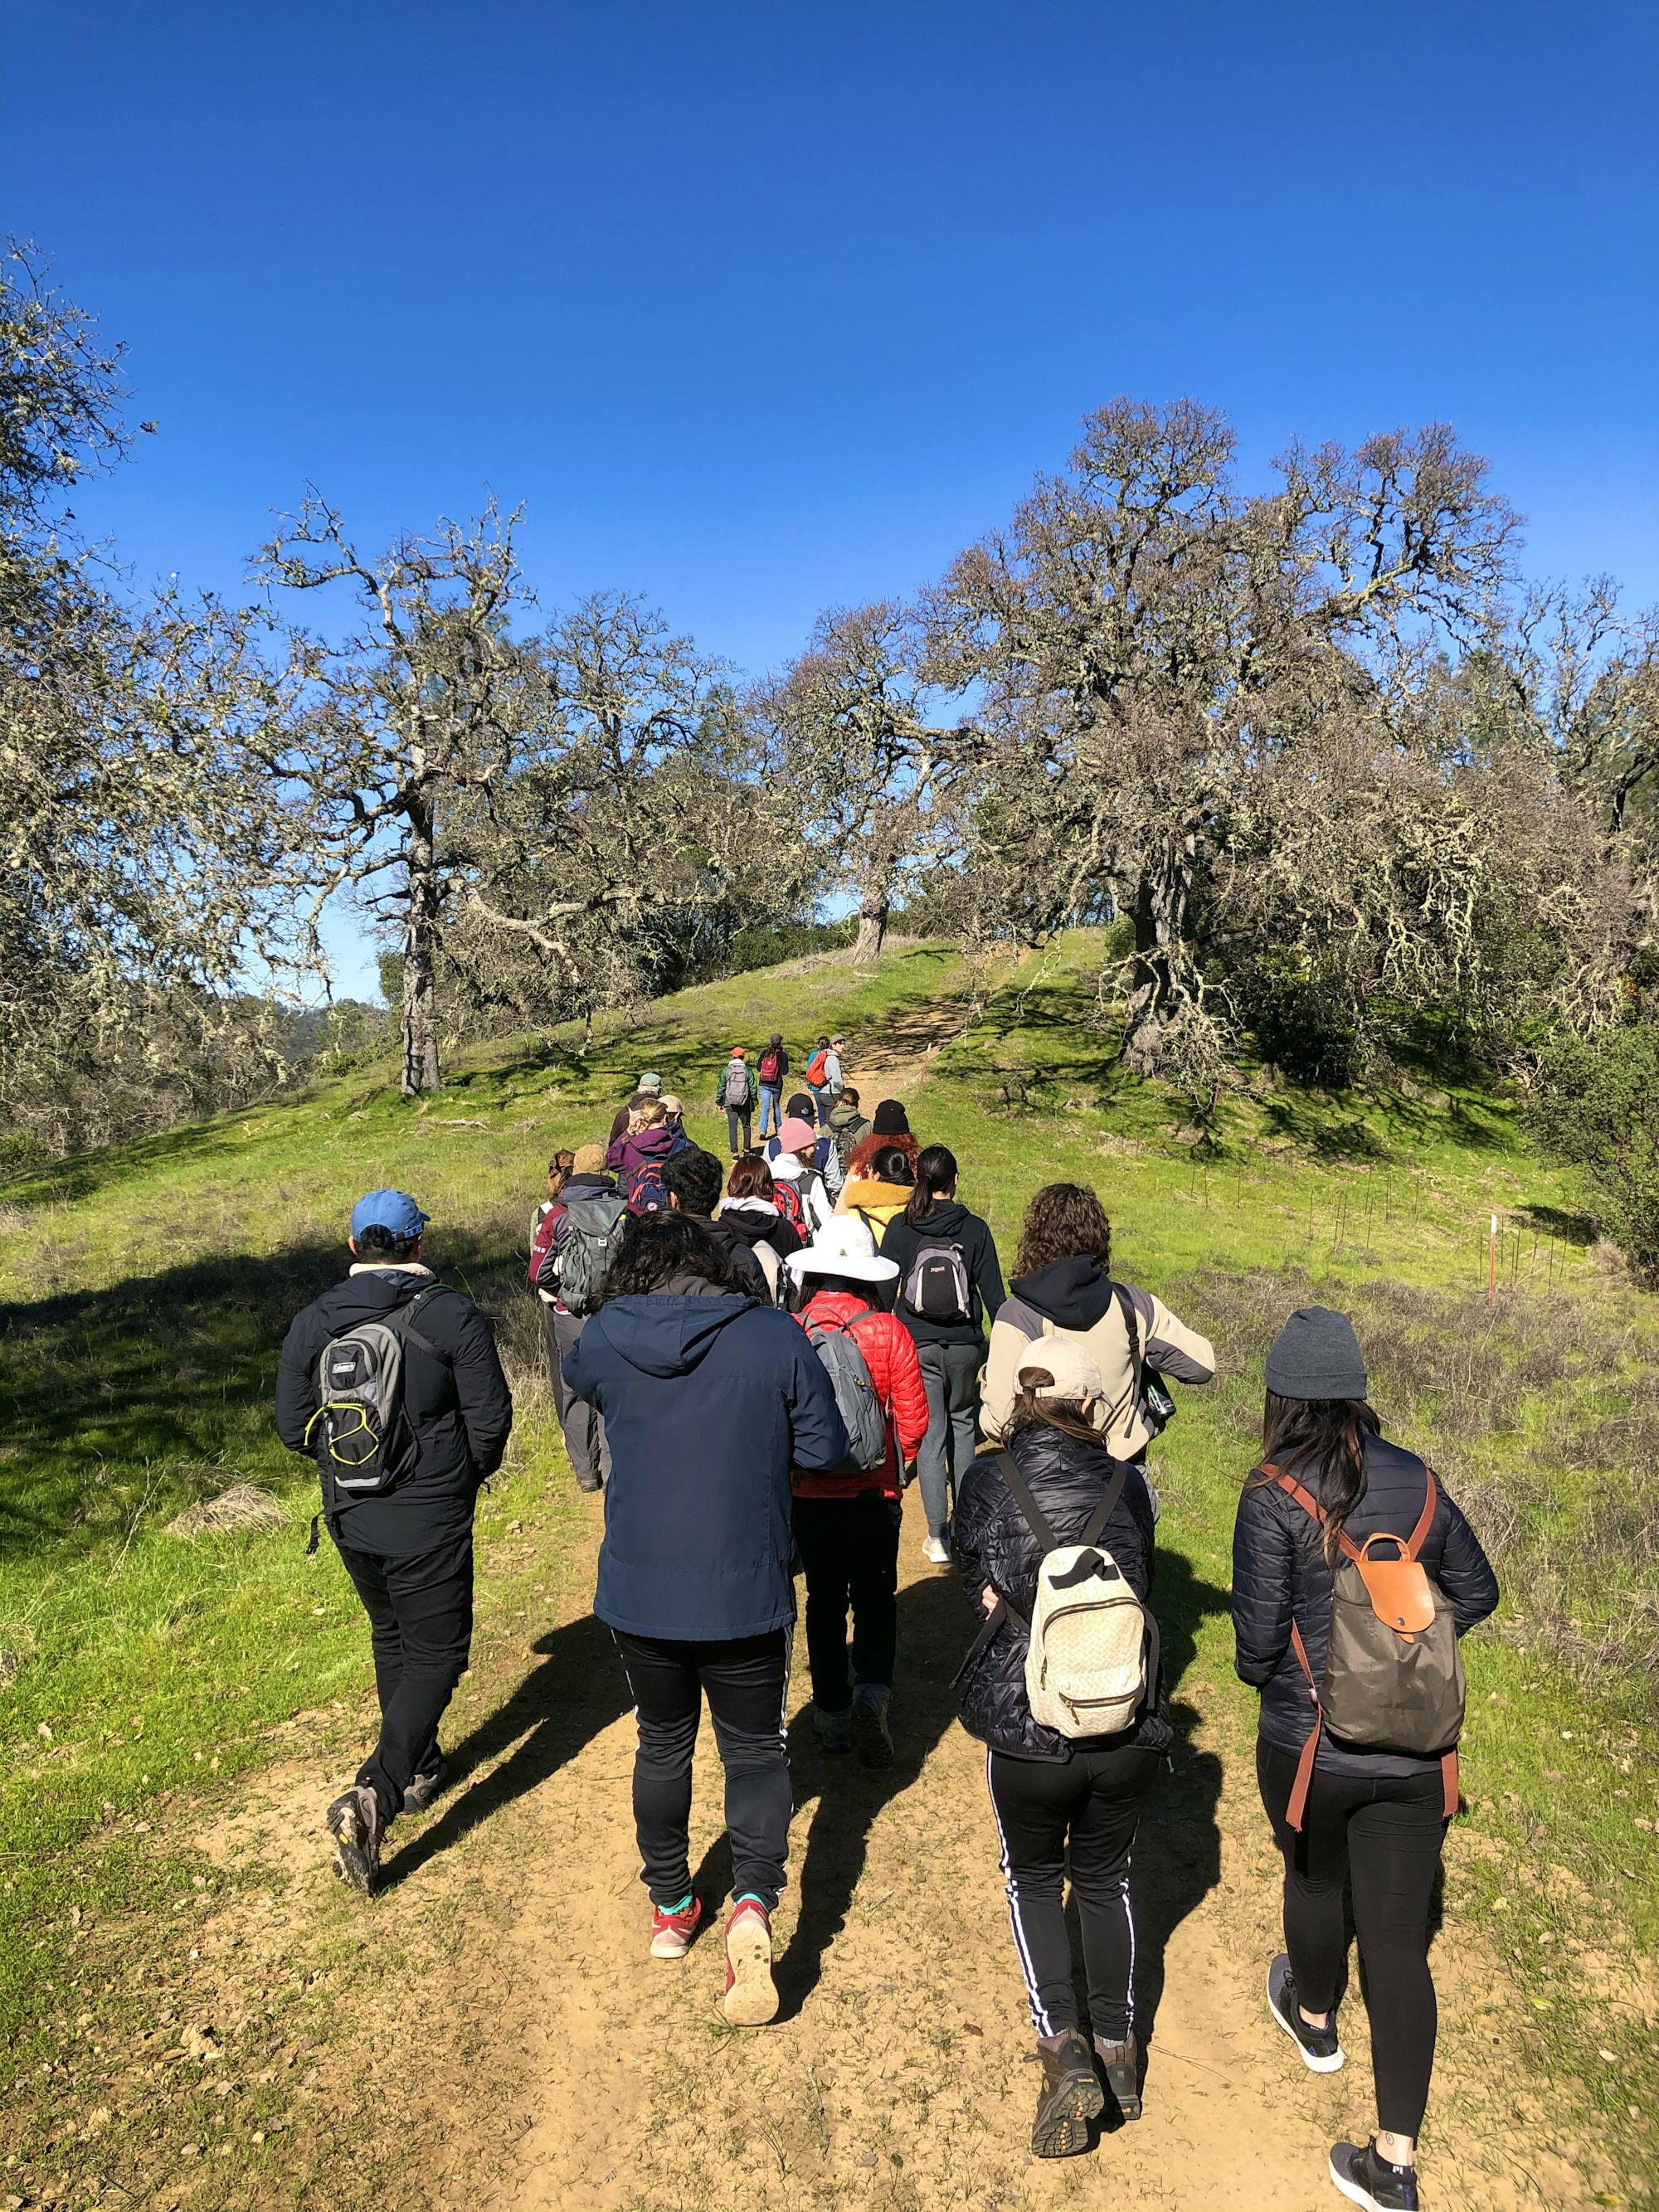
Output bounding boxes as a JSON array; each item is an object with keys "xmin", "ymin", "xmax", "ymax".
[
  {"xmin": 326, "ymin": 1786, "xmax": 382, "ymax": 1895},
  {"xmin": 850, "ymin": 1688, "xmax": 894, "ymax": 1769},
  {"xmin": 1330, "ymin": 2139, "xmax": 1420, "ymax": 2211},
  {"xmin": 577, "ymin": 1474, "xmax": 603, "ymax": 1495},
  {"xmin": 1095, "ymin": 2030, "xmax": 1141, "ymax": 2121},
  {"xmin": 722, "ymin": 1899, "xmax": 778, "ymax": 2026},
  {"xmin": 922, "ymin": 1534, "xmax": 951, "ymax": 1566},
  {"xmin": 1030, "ymin": 2029, "xmax": 1104, "ymax": 2158},
  {"xmin": 1267, "ymin": 1952, "xmax": 1344, "ymax": 2073},
  {"xmin": 649, "ymin": 1895, "xmax": 703, "ymax": 1961},
  {"xmin": 401, "ymin": 1753, "xmax": 449, "ymax": 1815},
  {"xmin": 813, "ymin": 1704, "xmax": 853, "ymax": 1756}
]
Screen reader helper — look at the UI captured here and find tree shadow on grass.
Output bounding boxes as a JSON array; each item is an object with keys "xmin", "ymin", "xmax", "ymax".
[{"xmin": 378, "ymin": 1612, "xmax": 630, "ymax": 1894}]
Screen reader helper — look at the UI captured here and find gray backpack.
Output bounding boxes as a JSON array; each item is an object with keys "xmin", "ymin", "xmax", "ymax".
[
  {"xmin": 1270, "ymin": 1461, "xmax": 1466, "ymax": 1830},
  {"xmin": 725, "ymin": 1057, "xmax": 751, "ymax": 1107},
  {"xmin": 806, "ymin": 1314, "xmax": 888, "ymax": 1475},
  {"xmin": 557, "ymin": 1194, "xmax": 629, "ymax": 1315},
  {"xmin": 304, "ymin": 1285, "xmax": 447, "ymax": 1500}
]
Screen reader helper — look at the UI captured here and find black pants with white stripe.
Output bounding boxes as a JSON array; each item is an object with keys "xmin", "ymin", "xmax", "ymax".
[
  {"xmin": 612, "ymin": 1627, "xmax": 793, "ymax": 1913},
  {"xmin": 987, "ymin": 1742, "xmax": 1158, "ymax": 2039}
]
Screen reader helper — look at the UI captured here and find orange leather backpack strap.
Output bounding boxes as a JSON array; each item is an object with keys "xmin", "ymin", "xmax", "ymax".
[
  {"xmin": 1404, "ymin": 1462, "xmax": 1438, "ymax": 1560},
  {"xmin": 1284, "ymin": 1621, "xmax": 1322, "ymax": 1831},
  {"xmin": 1271, "ymin": 1466, "xmax": 1362, "ymax": 1565}
]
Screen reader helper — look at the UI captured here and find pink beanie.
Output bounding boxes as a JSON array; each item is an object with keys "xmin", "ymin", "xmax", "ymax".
[{"xmin": 777, "ymin": 1116, "xmax": 818, "ymax": 1153}]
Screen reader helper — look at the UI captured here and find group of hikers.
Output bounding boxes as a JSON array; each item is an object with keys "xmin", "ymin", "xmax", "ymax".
[{"xmin": 274, "ymin": 1043, "xmax": 1500, "ymax": 2212}]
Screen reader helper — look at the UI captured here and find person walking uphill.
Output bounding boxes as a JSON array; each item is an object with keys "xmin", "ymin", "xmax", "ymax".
[
  {"xmin": 275, "ymin": 1190, "xmax": 513, "ymax": 1894},
  {"xmin": 1233, "ymin": 1308, "xmax": 1498, "ymax": 2212},
  {"xmin": 565, "ymin": 1213, "xmax": 847, "ymax": 2025},
  {"xmin": 756, "ymin": 1033, "xmax": 790, "ymax": 1140},
  {"xmin": 787, "ymin": 1218, "xmax": 928, "ymax": 1766},
  {"xmin": 532, "ymin": 1143, "xmax": 625, "ymax": 1492},
  {"xmin": 880, "ymin": 1145, "xmax": 1006, "ymax": 1565},
  {"xmin": 952, "ymin": 1339, "xmax": 1166, "ymax": 2160},
  {"xmin": 981, "ymin": 1182, "xmax": 1215, "ymax": 1461},
  {"xmin": 715, "ymin": 1046, "xmax": 754, "ymax": 1156}
]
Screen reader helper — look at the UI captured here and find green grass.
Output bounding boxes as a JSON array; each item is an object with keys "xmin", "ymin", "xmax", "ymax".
[{"xmin": 2, "ymin": 931, "xmax": 1657, "ymax": 2203}]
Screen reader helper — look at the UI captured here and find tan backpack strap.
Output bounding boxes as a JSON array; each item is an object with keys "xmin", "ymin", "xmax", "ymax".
[
  {"xmin": 1441, "ymin": 1748, "xmax": 1460, "ymax": 1820},
  {"xmin": 1272, "ymin": 1470, "xmax": 1363, "ymax": 1566},
  {"xmin": 1285, "ymin": 1621, "xmax": 1322, "ymax": 1832},
  {"xmin": 1404, "ymin": 1463, "xmax": 1438, "ymax": 1561}
]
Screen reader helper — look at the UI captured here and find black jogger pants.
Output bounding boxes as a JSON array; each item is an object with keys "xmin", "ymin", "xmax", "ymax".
[
  {"xmin": 1258, "ymin": 1738, "xmax": 1447, "ymax": 2138},
  {"xmin": 335, "ymin": 1530, "xmax": 474, "ymax": 1823},
  {"xmin": 794, "ymin": 1490, "xmax": 902, "ymax": 1713},
  {"xmin": 986, "ymin": 1741, "xmax": 1158, "ymax": 2039}
]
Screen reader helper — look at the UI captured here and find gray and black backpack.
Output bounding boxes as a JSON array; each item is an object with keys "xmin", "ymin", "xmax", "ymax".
[
  {"xmin": 557, "ymin": 1194, "xmax": 630, "ymax": 1315},
  {"xmin": 806, "ymin": 1314, "xmax": 888, "ymax": 1476},
  {"xmin": 304, "ymin": 1285, "xmax": 450, "ymax": 1528}
]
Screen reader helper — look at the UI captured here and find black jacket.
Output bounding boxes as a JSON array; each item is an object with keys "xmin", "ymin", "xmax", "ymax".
[
  {"xmin": 878, "ymin": 1200, "xmax": 1007, "ymax": 1347},
  {"xmin": 275, "ymin": 1266, "xmax": 513, "ymax": 1557},
  {"xmin": 1232, "ymin": 1432, "xmax": 1499, "ymax": 1777},
  {"xmin": 685, "ymin": 1213, "xmax": 770, "ymax": 1300},
  {"xmin": 952, "ymin": 1422, "xmax": 1167, "ymax": 1762}
]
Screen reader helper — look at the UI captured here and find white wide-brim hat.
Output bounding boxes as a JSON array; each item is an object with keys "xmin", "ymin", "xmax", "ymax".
[{"xmin": 786, "ymin": 1213, "xmax": 900, "ymax": 1286}]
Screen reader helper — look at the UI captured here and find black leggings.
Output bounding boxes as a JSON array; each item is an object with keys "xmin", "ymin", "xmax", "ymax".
[
  {"xmin": 1257, "ymin": 1738, "xmax": 1445, "ymax": 2137},
  {"xmin": 986, "ymin": 1743, "xmax": 1158, "ymax": 2039}
]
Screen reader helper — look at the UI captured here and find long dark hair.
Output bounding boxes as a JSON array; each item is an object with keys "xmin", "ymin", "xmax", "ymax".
[
  {"xmin": 1004, "ymin": 1372, "xmax": 1112, "ymax": 1456},
  {"xmin": 1259, "ymin": 1391, "xmax": 1382, "ymax": 1563},
  {"xmin": 599, "ymin": 1213, "xmax": 740, "ymax": 1300},
  {"xmin": 1014, "ymin": 1182, "xmax": 1112, "ymax": 1278},
  {"xmin": 905, "ymin": 1144, "xmax": 957, "ymax": 1228}
]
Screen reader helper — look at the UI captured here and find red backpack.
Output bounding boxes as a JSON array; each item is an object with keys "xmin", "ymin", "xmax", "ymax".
[
  {"xmin": 758, "ymin": 1045, "xmax": 782, "ymax": 1084},
  {"xmin": 772, "ymin": 1180, "xmax": 806, "ymax": 1237}
]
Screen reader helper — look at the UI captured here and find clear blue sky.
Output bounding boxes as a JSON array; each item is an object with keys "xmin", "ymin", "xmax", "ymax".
[{"xmin": 8, "ymin": 0, "xmax": 1657, "ymax": 995}]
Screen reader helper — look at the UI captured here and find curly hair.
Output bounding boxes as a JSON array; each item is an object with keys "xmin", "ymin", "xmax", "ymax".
[
  {"xmin": 547, "ymin": 1149, "xmax": 577, "ymax": 1199},
  {"xmin": 727, "ymin": 1153, "xmax": 776, "ymax": 1200},
  {"xmin": 599, "ymin": 1212, "xmax": 741, "ymax": 1300},
  {"xmin": 1012, "ymin": 1181, "xmax": 1113, "ymax": 1279}
]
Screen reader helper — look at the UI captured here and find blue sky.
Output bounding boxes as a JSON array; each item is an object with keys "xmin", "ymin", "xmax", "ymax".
[{"xmin": 8, "ymin": 1, "xmax": 1657, "ymax": 996}]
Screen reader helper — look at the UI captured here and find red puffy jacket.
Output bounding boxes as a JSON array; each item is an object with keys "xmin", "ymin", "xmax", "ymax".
[{"xmin": 793, "ymin": 1290, "xmax": 929, "ymax": 1500}]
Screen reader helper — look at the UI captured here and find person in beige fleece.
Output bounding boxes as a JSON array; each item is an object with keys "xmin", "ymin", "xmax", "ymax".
[{"xmin": 980, "ymin": 1182, "xmax": 1215, "ymax": 1455}]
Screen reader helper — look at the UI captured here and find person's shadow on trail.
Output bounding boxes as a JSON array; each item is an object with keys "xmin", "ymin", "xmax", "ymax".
[
  {"xmin": 749, "ymin": 1571, "xmax": 966, "ymax": 2025},
  {"xmin": 377, "ymin": 1611, "xmax": 630, "ymax": 1894}
]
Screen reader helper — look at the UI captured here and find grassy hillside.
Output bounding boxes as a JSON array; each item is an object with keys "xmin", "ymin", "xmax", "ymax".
[{"xmin": 2, "ymin": 933, "xmax": 1657, "ymax": 2205}]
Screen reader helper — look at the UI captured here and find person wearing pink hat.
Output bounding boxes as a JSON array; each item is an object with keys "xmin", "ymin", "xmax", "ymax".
[{"xmin": 770, "ymin": 1114, "xmax": 836, "ymax": 1237}]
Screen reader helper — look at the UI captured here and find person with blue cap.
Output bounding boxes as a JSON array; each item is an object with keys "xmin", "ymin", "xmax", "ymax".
[{"xmin": 275, "ymin": 1187, "xmax": 513, "ymax": 1894}]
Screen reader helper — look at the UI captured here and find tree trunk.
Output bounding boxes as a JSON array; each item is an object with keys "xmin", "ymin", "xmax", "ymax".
[
  {"xmin": 400, "ymin": 801, "xmax": 442, "ymax": 1097},
  {"xmin": 852, "ymin": 889, "xmax": 889, "ymax": 965},
  {"xmin": 1117, "ymin": 850, "xmax": 1187, "ymax": 1077}
]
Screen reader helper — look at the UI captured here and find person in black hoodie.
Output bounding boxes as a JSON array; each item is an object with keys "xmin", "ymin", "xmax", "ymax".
[
  {"xmin": 1233, "ymin": 1307, "xmax": 1499, "ymax": 2212},
  {"xmin": 661, "ymin": 1144, "xmax": 770, "ymax": 1299},
  {"xmin": 953, "ymin": 1336, "xmax": 1165, "ymax": 2159},
  {"xmin": 878, "ymin": 1145, "xmax": 1005, "ymax": 1563},
  {"xmin": 564, "ymin": 1212, "xmax": 846, "ymax": 2025},
  {"xmin": 275, "ymin": 1189, "xmax": 513, "ymax": 1894}
]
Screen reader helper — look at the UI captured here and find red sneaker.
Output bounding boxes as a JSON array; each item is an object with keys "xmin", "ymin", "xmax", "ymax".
[
  {"xmin": 649, "ymin": 1895, "xmax": 703, "ymax": 1961},
  {"xmin": 722, "ymin": 1898, "xmax": 778, "ymax": 2025}
]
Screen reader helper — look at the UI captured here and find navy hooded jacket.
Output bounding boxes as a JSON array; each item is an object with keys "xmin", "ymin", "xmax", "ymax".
[{"xmin": 564, "ymin": 1288, "xmax": 848, "ymax": 1641}]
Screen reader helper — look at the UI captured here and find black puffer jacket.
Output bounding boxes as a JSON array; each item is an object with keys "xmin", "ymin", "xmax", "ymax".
[
  {"xmin": 1232, "ymin": 1432, "xmax": 1499, "ymax": 1777},
  {"xmin": 275, "ymin": 1266, "xmax": 513, "ymax": 1557},
  {"xmin": 952, "ymin": 1422, "xmax": 1168, "ymax": 1762}
]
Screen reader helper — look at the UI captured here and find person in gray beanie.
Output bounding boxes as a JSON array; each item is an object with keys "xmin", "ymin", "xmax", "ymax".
[{"xmin": 1232, "ymin": 1307, "xmax": 1498, "ymax": 2212}]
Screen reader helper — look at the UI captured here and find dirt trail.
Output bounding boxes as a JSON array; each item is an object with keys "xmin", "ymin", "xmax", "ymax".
[{"xmin": 196, "ymin": 1495, "xmax": 1602, "ymax": 2212}]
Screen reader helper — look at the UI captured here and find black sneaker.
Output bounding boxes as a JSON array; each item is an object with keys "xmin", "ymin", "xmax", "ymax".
[
  {"xmin": 1031, "ymin": 2030, "xmax": 1104, "ymax": 2159},
  {"xmin": 1330, "ymin": 2139, "xmax": 1420, "ymax": 2210},
  {"xmin": 1267, "ymin": 1953, "xmax": 1344, "ymax": 2073},
  {"xmin": 850, "ymin": 1692, "xmax": 894, "ymax": 1770},
  {"xmin": 326, "ymin": 1785, "xmax": 382, "ymax": 1894}
]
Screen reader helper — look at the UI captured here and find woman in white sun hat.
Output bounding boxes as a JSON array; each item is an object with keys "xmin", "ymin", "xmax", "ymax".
[{"xmin": 787, "ymin": 1216, "xmax": 929, "ymax": 1767}]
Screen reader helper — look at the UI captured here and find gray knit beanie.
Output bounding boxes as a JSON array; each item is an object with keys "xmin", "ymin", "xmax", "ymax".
[{"xmin": 1264, "ymin": 1306, "xmax": 1367, "ymax": 1402}]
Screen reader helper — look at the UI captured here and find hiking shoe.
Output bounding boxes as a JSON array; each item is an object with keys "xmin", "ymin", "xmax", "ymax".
[
  {"xmin": 1330, "ymin": 2139, "xmax": 1420, "ymax": 2210},
  {"xmin": 649, "ymin": 1895, "xmax": 703, "ymax": 1961},
  {"xmin": 1267, "ymin": 1952, "xmax": 1344, "ymax": 2072},
  {"xmin": 813, "ymin": 1704, "xmax": 853, "ymax": 1756},
  {"xmin": 1030, "ymin": 2030, "xmax": 1104, "ymax": 2158},
  {"xmin": 1095, "ymin": 2030, "xmax": 1141, "ymax": 2121},
  {"xmin": 922, "ymin": 1535, "xmax": 951, "ymax": 1566},
  {"xmin": 401, "ymin": 1754, "xmax": 448, "ymax": 1815},
  {"xmin": 850, "ymin": 1689, "xmax": 894, "ymax": 1770},
  {"xmin": 722, "ymin": 1900, "xmax": 778, "ymax": 2026},
  {"xmin": 326, "ymin": 1786, "xmax": 382, "ymax": 1895},
  {"xmin": 577, "ymin": 1475, "xmax": 603, "ymax": 1494}
]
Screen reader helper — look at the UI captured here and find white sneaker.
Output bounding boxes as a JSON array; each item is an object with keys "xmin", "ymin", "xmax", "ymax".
[{"xmin": 922, "ymin": 1535, "xmax": 951, "ymax": 1566}]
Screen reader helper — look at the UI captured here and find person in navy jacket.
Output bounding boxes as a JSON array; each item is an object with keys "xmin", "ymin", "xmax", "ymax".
[{"xmin": 565, "ymin": 1210, "xmax": 846, "ymax": 2025}]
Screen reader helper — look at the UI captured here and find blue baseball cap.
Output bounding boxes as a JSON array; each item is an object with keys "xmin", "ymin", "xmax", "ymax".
[{"xmin": 350, "ymin": 1189, "xmax": 431, "ymax": 1240}]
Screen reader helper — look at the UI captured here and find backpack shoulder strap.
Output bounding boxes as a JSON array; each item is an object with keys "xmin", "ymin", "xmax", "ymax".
[
  {"xmin": 1080, "ymin": 1458, "xmax": 1131, "ymax": 1548},
  {"xmin": 1405, "ymin": 1462, "xmax": 1438, "ymax": 1561},
  {"xmin": 995, "ymin": 1451, "xmax": 1059, "ymax": 1553},
  {"xmin": 1264, "ymin": 1460, "xmax": 1363, "ymax": 1566},
  {"xmin": 385, "ymin": 1282, "xmax": 456, "ymax": 1366}
]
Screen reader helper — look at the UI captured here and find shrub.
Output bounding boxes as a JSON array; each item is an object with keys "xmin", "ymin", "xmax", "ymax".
[{"xmin": 1526, "ymin": 1028, "xmax": 1659, "ymax": 1283}]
